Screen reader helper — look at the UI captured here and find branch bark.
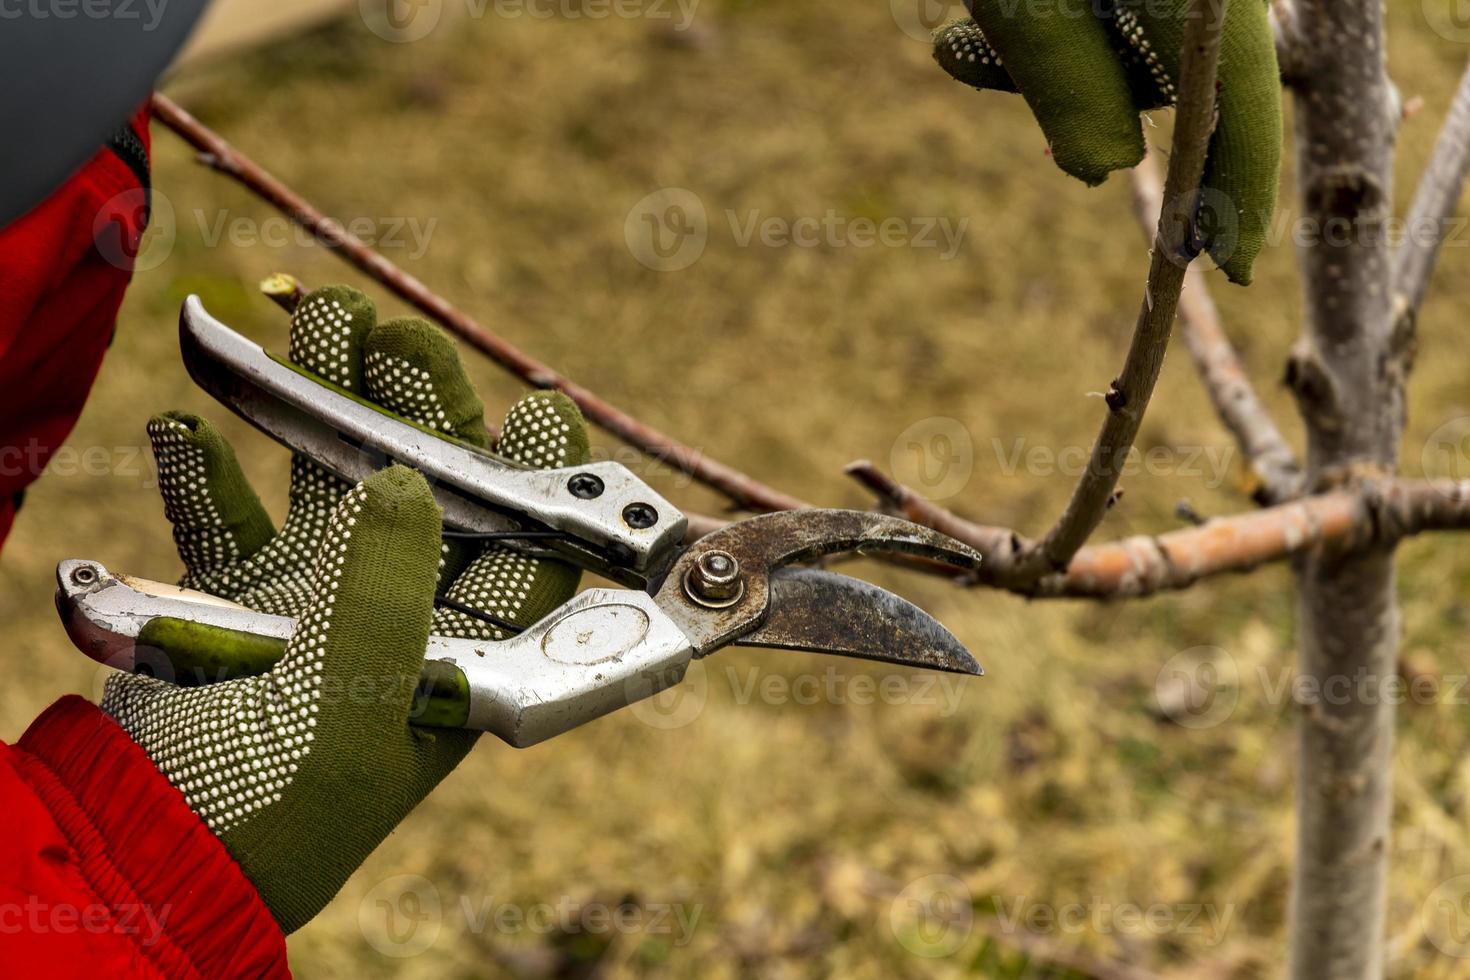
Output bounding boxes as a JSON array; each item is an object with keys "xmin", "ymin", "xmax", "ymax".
[
  {"xmin": 846, "ymin": 462, "xmax": 1470, "ymax": 600},
  {"xmin": 1283, "ymin": 0, "xmax": 1402, "ymax": 974},
  {"xmin": 1129, "ymin": 157, "xmax": 1301, "ymax": 504},
  {"xmin": 1394, "ymin": 59, "xmax": 1470, "ymax": 338},
  {"xmin": 149, "ymin": 92, "xmax": 809, "ymax": 516},
  {"xmin": 1012, "ymin": 0, "xmax": 1228, "ymax": 582}
]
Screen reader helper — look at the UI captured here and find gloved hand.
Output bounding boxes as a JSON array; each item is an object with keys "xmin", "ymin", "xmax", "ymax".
[
  {"xmin": 933, "ymin": 0, "xmax": 1281, "ymax": 285},
  {"xmin": 101, "ymin": 285, "xmax": 590, "ymax": 933}
]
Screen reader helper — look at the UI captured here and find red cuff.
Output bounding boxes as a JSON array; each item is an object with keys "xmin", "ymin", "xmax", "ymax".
[{"xmin": 12, "ymin": 696, "xmax": 289, "ymax": 978}]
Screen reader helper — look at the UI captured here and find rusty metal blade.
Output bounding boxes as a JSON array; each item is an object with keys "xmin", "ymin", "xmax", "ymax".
[{"xmin": 738, "ymin": 568, "xmax": 982, "ymax": 675}]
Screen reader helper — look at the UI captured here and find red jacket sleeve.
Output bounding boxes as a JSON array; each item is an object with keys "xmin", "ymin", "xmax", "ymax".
[
  {"xmin": 0, "ymin": 697, "xmax": 289, "ymax": 978},
  {"xmin": 0, "ymin": 105, "xmax": 152, "ymax": 551}
]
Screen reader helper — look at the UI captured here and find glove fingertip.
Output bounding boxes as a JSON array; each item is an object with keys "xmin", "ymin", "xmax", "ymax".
[
  {"xmin": 363, "ymin": 317, "xmax": 492, "ymax": 449},
  {"xmin": 933, "ymin": 19, "xmax": 1018, "ymax": 94},
  {"xmin": 147, "ymin": 411, "xmax": 275, "ymax": 574},
  {"xmin": 289, "ymin": 285, "xmax": 376, "ymax": 391},
  {"xmin": 497, "ymin": 391, "xmax": 591, "ymax": 469}
]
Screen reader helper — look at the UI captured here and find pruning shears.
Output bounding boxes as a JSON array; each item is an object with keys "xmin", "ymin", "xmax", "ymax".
[{"xmin": 54, "ymin": 297, "xmax": 983, "ymax": 747}]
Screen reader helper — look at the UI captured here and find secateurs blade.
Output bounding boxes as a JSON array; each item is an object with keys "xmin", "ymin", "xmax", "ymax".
[{"xmin": 54, "ymin": 298, "xmax": 985, "ymax": 746}]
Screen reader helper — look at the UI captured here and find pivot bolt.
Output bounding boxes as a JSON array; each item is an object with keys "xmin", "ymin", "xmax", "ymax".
[
  {"xmin": 683, "ymin": 550, "xmax": 744, "ymax": 608},
  {"xmin": 70, "ymin": 565, "xmax": 98, "ymax": 587}
]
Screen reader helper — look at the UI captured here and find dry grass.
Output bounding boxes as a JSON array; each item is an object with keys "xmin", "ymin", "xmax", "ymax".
[{"xmin": 4, "ymin": 3, "xmax": 1470, "ymax": 976}]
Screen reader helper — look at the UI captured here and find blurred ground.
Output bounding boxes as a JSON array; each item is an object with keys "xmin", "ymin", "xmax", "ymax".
[{"xmin": 4, "ymin": 2, "xmax": 1470, "ymax": 976}]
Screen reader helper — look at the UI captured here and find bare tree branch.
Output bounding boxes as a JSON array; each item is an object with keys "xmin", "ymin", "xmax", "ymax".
[
  {"xmin": 150, "ymin": 92, "xmax": 810, "ymax": 516},
  {"xmin": 1129, "ymin": 156, "xmax": 1301, "ymax": 504},
  {"xmin": 1011, "ymin": 0, "xmax": 1228, "ymax": 582},
  {"xmin": 846, "ymin": 461, "xmax": 1470, "ymax": 600},
  {"xmin": 1394, "ymin": 59, "xmax": 1470, "ymax": 334}
]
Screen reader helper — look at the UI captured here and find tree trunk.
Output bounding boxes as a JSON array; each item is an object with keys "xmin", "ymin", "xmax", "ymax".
[{"xmin": 1284, "ymin": 0, "xmax": 1404, "ymax": 976}]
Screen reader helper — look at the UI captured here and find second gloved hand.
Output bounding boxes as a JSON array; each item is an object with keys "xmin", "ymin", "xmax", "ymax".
[{"xmin": 933, "ymin": 0, "xmax": 1281, "ymax": 285}]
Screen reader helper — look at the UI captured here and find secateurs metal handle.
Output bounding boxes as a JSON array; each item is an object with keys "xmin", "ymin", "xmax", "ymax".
[
  {"xmin": 180, "ymin": 295, "xmax": 685, "ymax": 588},
  {"xmin": 58, "ymin": 511, "xmax": 984, "ymax": 747},
  {"xmin": 57, "ymin": 298, "xmax": 986, "ymax": 746}
]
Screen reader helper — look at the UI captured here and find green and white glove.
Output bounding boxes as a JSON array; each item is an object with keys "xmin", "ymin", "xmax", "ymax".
[
  {"xmin": 933, "ymin": 0, "xmax": 1281, "ymax": 285},
  {"xmin": 101, "ymin": 285, "xmax": 590, "ymax": 933}
]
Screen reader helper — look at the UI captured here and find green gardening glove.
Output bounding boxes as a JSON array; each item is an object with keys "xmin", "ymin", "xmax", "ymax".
[
  {"xmin": 100, "ymin": 285, "xmax": 591, "ymax": 933},
  {"xmin": 933, "ymin": 0, "xmax": 1281, "ymax": 285}
]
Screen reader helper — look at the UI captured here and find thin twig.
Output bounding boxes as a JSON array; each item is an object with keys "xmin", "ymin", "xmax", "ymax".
[
  {"xmin": 1129, "ymin": 156, "xmax": 1301, "ymax": 504},
  {"xmin": 846, "ymin": 461, "xmax": 1470, "ymax": 599},
  {"xmin": 1011, "ymin": 0, "xmax": 1229, "ymax": 581},
  {"xmin": 150, "ymin": 92, "xmax": 809, "ymax": 516},
  {"xmin": 1394, "ymin": 59, "xmax": 1470, "ymax": 336}
]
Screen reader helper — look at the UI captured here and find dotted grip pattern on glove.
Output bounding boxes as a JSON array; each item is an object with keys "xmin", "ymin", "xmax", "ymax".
[
  {"xmin": 103, "ymin": 286, "xmax": 591, "ymax": 933},
  {"xmin": 935, "ymin": 0, "xmax": 1281, "ymax": 285}
]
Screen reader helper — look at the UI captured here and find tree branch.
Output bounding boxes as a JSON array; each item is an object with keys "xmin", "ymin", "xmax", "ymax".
[
  {"xmin": 149, "ymin": 92, "xmax": 809, "ymax": 516},
  {"xmin": 1394, "ymin": 59, "xmax": 1470, "ymax": 338},
  {"xmin": 846, "ymin": 461, "xmax": 1470, "ymax": 600},
  {"xmin": 1129, "ymin": 155, "xmax": 1301, "ymax": 504},
  {"xmin": 1011, "ymin": 0, "xmax": 1228, "ymax": 581}
]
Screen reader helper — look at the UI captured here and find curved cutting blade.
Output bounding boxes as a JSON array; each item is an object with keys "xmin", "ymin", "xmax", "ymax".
[
  {"xmin": 740, "ymin": 568, "xmax": 981, "ymax": 675},
  {"xmin": 656, "ymin": 508, "xmax": 983, "ymax": 656}
]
